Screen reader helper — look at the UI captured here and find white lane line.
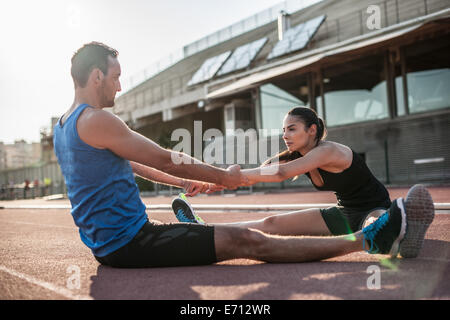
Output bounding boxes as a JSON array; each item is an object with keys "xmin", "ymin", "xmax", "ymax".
[
  {"xmin": 0, "ymin": 265, "xmax": 92, "ymax": 300},
  {"xmin": 0, "ymin": 220, "xmax": 76, "ymax": 229}
]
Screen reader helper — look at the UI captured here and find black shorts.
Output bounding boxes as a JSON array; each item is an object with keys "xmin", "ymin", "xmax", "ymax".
[
  {"xmin": 320, "ymin": 205, "xmax": 390, "ymax": 236},
  {"xmin": 94, "ymin": 220, "xmax": 217, "ymax": 268}
]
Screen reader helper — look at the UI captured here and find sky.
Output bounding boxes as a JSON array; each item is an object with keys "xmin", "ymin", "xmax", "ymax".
[{"xmin": 0, "ymin": 0, "xmax": 285, "ymax": 144}]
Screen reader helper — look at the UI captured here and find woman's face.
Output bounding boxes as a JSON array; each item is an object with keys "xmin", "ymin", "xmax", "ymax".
[{"xmin": 282, "ymin": 114, "xmax": 315, "ymax": 152}]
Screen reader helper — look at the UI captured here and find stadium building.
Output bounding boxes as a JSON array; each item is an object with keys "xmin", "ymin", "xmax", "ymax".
[{"xmin": 114, "ymin": 0, "xmax": 450, "ymax": 189}]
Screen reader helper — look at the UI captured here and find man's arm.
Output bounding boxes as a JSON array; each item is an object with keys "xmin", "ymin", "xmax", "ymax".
[
  {"xmin": 130, "ymin": 161, "xmax": 184, "ymax": 188},
  {"xmin": 130, "ymin": 161, "xmax": 225, "ymax": 196},
  {"xmin": 77, "ymin": 109, "xmax": 246, "ymax": 188}
]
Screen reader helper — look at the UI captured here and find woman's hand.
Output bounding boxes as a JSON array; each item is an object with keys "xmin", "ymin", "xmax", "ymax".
[
  {"xmin": 224, "ymin": 164, "xmax": 249, "ymax": 189},
  {"xmin": 240, "ymin": 170, "xmax": 258, "ymax": 186},
  {"xmin": 204, "ymin": 183, "xmax": 226, "ymax": 194}
]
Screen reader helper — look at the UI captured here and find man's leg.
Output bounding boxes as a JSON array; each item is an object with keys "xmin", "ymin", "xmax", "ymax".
[
  {"xmin": 95, "ymin": 221, "xmax": 218, "ymax": 268},
  {"xmin": 214, "ymin": 225, "xmax": 364, "ymax": 263}
]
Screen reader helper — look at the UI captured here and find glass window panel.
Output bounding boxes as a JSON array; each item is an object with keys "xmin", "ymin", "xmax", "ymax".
[
  {"xmin": 260, "ymin": 83, "xmax": 304, "ymax": 136},
  {"xmin": 267, "ymin": 15, "xmax": 326, "ymax": 60},
  {"xmin": 188, "ymin": 51, "xmax": 231, "ymax": 86},
  {"xmin": 303, "ymin": 15, "xmax": 325, "ymax": 35},
  {"xmin": 407, "ymin": 69, "xmax": 450, "ymax": 114},
  {"xmin": 322, "ymin": 55, "xmax": 389, "ymax": 127},
  {"xmin": 268, "ymin": 41, "xmax": 289, "ymax": 59},
  {"xmin": 324, "ymin": 85, "xmax": 389, "ymax": 126},
  {"xmin": 290, "ymin": 35, "xmax": 309, "ymax": 51},
  {"xmin": 217, "ymin": 38, "xmax": 267, "ymax": 76},
  {"xmin": 290, "ymin": 23, "xmax": 305, "ymax": 37},
  {"xmin": 403, "ymin": 35, "xmax": 450, "ymax": 114}
]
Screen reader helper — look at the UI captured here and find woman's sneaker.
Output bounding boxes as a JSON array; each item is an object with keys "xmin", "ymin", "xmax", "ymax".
[
  {"xmin": 362, "ymin": 198, "xmax": 407, "ymax": 258},
  {"xmin": 172, "ymin": 193, "xmax": 205, "ymax": 225},
  {"xmin": 400, "ymin": 184, "xmax": 435, "ymax": 258}
]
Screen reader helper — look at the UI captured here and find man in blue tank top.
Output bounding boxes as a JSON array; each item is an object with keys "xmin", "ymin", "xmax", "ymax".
[{"xmin": 54, "ymin": 42, "xmax": 432, "ymax": 268}]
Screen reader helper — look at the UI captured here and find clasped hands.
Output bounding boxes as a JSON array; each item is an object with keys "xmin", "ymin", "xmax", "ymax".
[{"xmin": 182, "ymin": 164, "xmax": 252, "ymax": 197}]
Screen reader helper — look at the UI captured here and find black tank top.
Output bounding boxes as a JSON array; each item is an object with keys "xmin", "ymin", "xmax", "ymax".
[{"xmin": 304, "ymin": 149, "xmax": 391, "ymax": 209}]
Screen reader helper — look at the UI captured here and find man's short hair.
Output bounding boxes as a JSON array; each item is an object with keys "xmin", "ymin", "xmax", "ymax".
[{"xmin": 71, "ymin": 42, "xmax": 119, "ymax": 88}]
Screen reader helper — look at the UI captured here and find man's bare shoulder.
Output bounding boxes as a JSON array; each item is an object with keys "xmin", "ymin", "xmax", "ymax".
[
  {"xmin": 79, "ymin": 107, "xmax": 116, "ymax": 122},
  {"xmin": 78, "ymin": 107, "xmax": 129, "ymax": 148},
  {"xmin": 78, "ymin": 107, "xmax": 126, "ymax": 130}
]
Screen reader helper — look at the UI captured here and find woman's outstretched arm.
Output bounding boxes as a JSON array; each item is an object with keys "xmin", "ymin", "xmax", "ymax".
[{"xmin": 241, "ymin": 145, "xmax": 334, "ymax": 185}]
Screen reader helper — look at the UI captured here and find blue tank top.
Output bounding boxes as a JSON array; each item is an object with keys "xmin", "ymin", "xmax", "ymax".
[{"xmin": 53, "ymin": 104, "xmax": 147, "ymax": 257}]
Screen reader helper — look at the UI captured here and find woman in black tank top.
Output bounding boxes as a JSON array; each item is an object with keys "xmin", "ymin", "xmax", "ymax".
[{"xmin": 232, "ymin": 107, "xmax": 392, "ymax": 236}]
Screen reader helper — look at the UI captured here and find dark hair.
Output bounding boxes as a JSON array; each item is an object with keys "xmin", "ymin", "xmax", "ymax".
[
  {"xmin": 71, "ymin": 41, "xmax": 119, "ymax": 88},
  {"xmin": 263, "ymin": 106, "xmax": 327, "ymax": 166}
]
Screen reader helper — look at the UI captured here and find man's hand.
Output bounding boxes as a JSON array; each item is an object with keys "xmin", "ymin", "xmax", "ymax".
[
  {"xmin": 182, "ymin": 180, "xmax": 225, "ymax": 197},
  {"xmin": 223, "ymin": 164, "xmax": 249, "ymax": 190}
]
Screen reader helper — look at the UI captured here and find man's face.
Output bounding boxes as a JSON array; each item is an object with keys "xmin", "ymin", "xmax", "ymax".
[{"xmin": 98, "ymin": 56, "xmax": 121, "ymax": 108}]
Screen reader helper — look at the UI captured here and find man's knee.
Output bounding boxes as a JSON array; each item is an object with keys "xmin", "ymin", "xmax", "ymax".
[
  {"xmin": 261, "ymin": 215, "xmax": 278, "ymax": 231},
  {"xmin": 214, "ymin": 226, "xmax": 266, "ymax": 261}
]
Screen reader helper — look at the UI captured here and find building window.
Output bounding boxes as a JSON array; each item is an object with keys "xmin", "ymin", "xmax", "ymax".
[
  {"xmin": 260, "ymin": 83, "xmax": 305, "ymax": 135},
  {"xmin": 401, "ymin": 35, "xmax": 450, "ymax": 114},
  {"xmin": 321, "ymin": 54, "xmax": 389, "ymax": 127},
  {"xmin": 407, "ymin": 69, "xmax": 450, "ymax": 113}
]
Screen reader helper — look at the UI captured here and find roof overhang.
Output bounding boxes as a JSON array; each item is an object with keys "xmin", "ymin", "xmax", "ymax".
[{"xmin": 206, "ymin": 8, "xmax": 450, "ymax": 100}]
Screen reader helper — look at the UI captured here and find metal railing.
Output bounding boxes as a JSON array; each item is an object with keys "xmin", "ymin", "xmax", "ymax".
[{"xmin": 0, "ymin": 161, "xmax": 65, "ymax": 200}]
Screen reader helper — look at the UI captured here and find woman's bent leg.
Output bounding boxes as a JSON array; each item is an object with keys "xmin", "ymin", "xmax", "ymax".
[{"xmin": 216, "ymin": 208, "xmax": 331, "ymax": 236}]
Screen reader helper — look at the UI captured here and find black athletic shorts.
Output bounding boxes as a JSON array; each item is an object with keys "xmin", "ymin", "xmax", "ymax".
[
  {"xmin": 320, "ymin": 205, "xmax": 390, "ymax": 236},
  {"xmin": 94, "ymin": 220, "xmax": 217, "ymax": 268}
]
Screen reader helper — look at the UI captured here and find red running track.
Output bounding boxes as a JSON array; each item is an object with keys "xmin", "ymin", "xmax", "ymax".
[{"xmin": 0, "ymin": 186, "xmax": 449, "ymax": 300}]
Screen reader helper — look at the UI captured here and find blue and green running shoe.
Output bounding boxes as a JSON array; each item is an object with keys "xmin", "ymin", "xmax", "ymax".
[
  {"xmin": 172, "ymin": 193, "xmax": 205, "ymax": 225},
  {"xmin": 362, "ymin": 198, "xmax": 407, "ymax": 258},
  {"xmin": 400, "ymin": 184, "xmax": 435, "ymax": 258}
]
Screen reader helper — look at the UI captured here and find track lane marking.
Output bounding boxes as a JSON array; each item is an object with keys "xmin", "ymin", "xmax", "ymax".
[
  {"xmin": 0, "ymin": 220, "xmax": 76, "ymax": 229},
  {"xmin": 0, "ymin": 265, "xmax": 92, "ymax": 300}
]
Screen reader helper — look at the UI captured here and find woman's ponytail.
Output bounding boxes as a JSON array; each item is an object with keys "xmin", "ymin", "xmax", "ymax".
[{"xmin": 316, "ymin": 117, "xmax": 327, "ymax": 146}]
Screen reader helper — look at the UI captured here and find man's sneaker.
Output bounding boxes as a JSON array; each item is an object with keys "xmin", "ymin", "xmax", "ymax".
[
  {"xmin": 362, "ymin": 198, "xmax": 407, "ymax": 258},
  {"xmin": 172, "ymin": 193, "xmax": 205, "ymax": 225},
  {"xmin": 400, "ymin": 184, "xmax": 435, "ymax": 258}
]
